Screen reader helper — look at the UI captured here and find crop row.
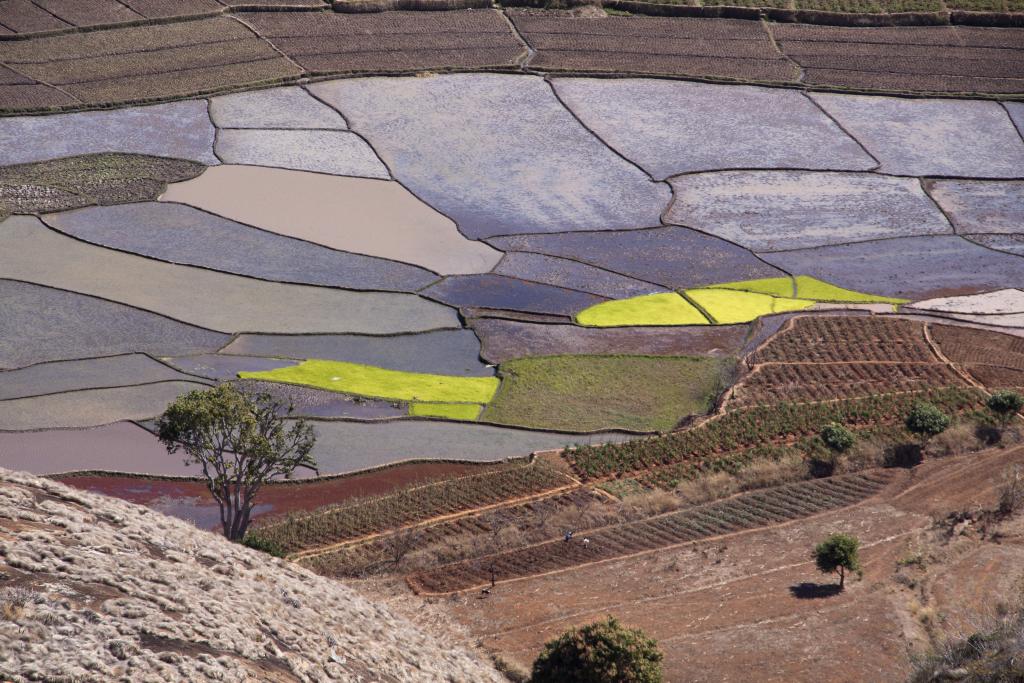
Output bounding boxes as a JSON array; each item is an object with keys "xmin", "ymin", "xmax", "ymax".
[
  {"xmin": 246, "ymin": 462, "xmax": 572, "ymax": 556},
  {"xmin": 931, "ymin": 324, "xmax": 1024, "ymax": 370},
  {"xmin": 302, "ymin": 488, "xmax": 608, "ymax": 578},
  {"xmin": 407, "ymin": 470, "xmax": 894, "ymax": 594},
  {"xmin": 729, "ymin": 362, "xmax": 966, "ymax": 409},
  {"xmin": 567, "ymin": 386, "xmax": 985, "ymax": 480},
  {"xmin": 752, "ymin": 316, "xmax": 933, "ymax": 364},
  {"xmin": 623, "ymin": 422, "xmax": 910, "ymax": 492}
]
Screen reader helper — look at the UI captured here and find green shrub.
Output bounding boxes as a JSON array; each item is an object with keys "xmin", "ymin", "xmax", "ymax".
[
  {"xmin": 820, "ymin": 422, "xmax": 856, "ymax": 453},
  {"xmin": 531, "ymin": 616, "xmax": 663, "ymax": 683},
  {"xmin": 987, "ymin": 390, "xmax": 1023, "ymax": 429},
  {"xmin": 905, "ymin": 402, "xmax": 951, "ymax": 445},
  {"xmin": 813, "ymin": 533, "xmax": 861, "ymax": 588},
  {"xmin": 241, "ymin": 534, "xmax": 286, "ymax": 558}
]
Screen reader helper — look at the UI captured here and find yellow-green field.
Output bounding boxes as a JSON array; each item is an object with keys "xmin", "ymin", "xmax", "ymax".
[{"xmin": 240, "ymin": 360, "xmax": 500, "ymax": 404}]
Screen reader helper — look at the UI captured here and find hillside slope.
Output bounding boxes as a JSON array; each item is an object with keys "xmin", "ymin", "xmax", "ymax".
[{"xmin": 0, "ymin": 468, "xmax": 503, "ymax": 683}]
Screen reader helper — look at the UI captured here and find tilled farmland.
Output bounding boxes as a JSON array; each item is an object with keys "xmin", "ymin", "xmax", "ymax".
[
  {"xmin": 406, "ymin": 469, "xmax": 894, "ymax": 593},
  {"xmin": 1, "ymin": 7, "xmax": 1022, "ymax": 112},
  {"xmin": 246, "ymin": 461, "xmax": 574, "ymax": 556}
]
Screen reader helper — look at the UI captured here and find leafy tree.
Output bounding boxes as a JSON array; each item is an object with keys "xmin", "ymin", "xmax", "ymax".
[
  {"xmin": 813, "ymin": 533, "xmax": 862, "ymax": 589},
  {"xmin": 821, "ymin": 422, "xmax": 855, "ymax": 454},
  {"xmin": 157, "ymin": 384, "xmax": 317, "ymax": 541},
  {"xmin": 987, "ymin": 390, "xmax": 1023, "ymax": 432},
  {"xmin": 905, "ymin": 401, "xmax": 951, "ymax": 452},
  {"xmin": 531, "ymin": 616, "xmax": 663, "ymax": 683}
]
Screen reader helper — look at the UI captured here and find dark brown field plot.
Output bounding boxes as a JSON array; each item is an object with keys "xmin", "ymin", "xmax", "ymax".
[
  {"xmin": 966, "ymin": 364, "xmax": 1024, "ymax": 390},
  {"xmin": 241, "ymin": 9, "xmax": 525, "ymax": 74},
  {"xmin": 119, "ymin": 0, "xmax": 225, "ymax": 19},
  {"xmin": 751, "ymin": 316, "xmax": 935, "ymax": 364},
  {"xmin": 0, "ymin": 16, "xmax": 300, "ymax": 106},
  {"xmin": 729, "ymin": 362, "xmax": 966, "ymax": 408},
  {"xmin": 773, "ymin": 23, "xmax": 1024, "ymax": 94},
  {"xmin": 407, "ymin": 470, "xmax": 893, "ymax": 594},
  {"xmin": 31, "ymin": 0, "xmax": 143, "ymax": 28},
  {"xmin": 303, "ymin": 488, "xmax": 610, "ymax": 578},
  {"xmin": 931, "ymin": 323, "xmax": 1024, "ymax": 371},
  {"xmin": 0, "ymin": 0, "xmax": 70, "ymax": 33},
  {"xmin": 0, "ymin": 0, "xmax": 224, "ymax": 34},
  {"xmin": 512, "ymin": 13, "xmax": 799, "ymax": 82}
]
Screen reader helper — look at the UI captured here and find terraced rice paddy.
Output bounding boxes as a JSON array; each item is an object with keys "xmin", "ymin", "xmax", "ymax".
[
  {"xmin": 0, "ymin": 10, "xmax": 1022, "ymax": 640},
  {"xmin": 1, "ymin": 52, "xmax": 1021, "ymax": 471}
]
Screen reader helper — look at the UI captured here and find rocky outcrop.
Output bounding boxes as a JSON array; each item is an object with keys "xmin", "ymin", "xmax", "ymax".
[{"xmin": 0, "ymin": 468, "xmax": 503, "ymax": 682}]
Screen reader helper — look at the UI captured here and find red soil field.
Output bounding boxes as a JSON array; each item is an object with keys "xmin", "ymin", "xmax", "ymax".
[
  {"xmin": 426, "ymin": 446, "xmax": 1024, "ymax": 681},
  {"xmin": 750, "ymin": 315, "xmax": 934, "ymax": 364},
  {"xmin": 730, "ymin": 361, "xmax": 966, "ymax": 407},
  {"xmin": 408, "ymin": 470, "xmax": 892, "ymax": 593},
  {"xmin": 931, "ymin": 322, "xmax": 1024, "ymax": 369},
  {"xmin": 56, "ymin": 460, "xmax": 495, "ymax": 530}
]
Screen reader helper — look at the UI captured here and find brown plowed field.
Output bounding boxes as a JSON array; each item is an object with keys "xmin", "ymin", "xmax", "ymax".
[
  {"xmin": 750, "ymin": 316, "xmax": 934, "ymax": 364},
  {"xmin": 408, "ymin": 470, "xmax": 893, "ymax": 594},
  {"xmin": 242, "ymin": 9, "xmax": 525, "ymax": 74},
  {"xmin": 966, "ymin": 363, "xmax": 1024, "ymax": 390},
  {"xmin": 512, "ymin": 13, "xmax": 800, "ymax": 82},
  {"xmin": 773, "ymin": 23, "xmax": 1024, "ymax": 93},
  {"xmin": 247, "ymin": 462, "xmax": 573, "ymax": 557},
  {"xmin": 0, "ymin": 15, "xmax": 301, "ymax": 106},
  {"xmin": 730, "ymin": 361, "xmax": 966, "ymax": 407},
  {"xmin": 2, "ymin": 10, "xmax": 1022, "ymax": 111},
  {"xmin": 431, "ymin": 446, "xmax": 1024, "ymax": 682},
  {"xmin": 304, "ymin": 487, "xmax": 610, "ymax": 578},
  {"xmin": 931, "ymin": 323, "xmax": 1024, "ymax": 370}
]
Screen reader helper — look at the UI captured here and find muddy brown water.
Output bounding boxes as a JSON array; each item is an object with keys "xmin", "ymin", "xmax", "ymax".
[
  {"xmin": 56, "ymin": 461, "xmax": 496, "ymax": 530},
  {"xmin": 160, "ymin": 165, "xmax": 502, "ymax": 275}
]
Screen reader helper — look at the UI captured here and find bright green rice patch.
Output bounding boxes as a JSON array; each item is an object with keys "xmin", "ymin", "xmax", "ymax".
[
  {"xmin": 793, "ymin": 276, "xmax": 908, "ymax": 305},
  {"xmin": 481, "ymin": 355, "xmax": 734, "ymax": 433},
  {"xmin": 685, "ymin": 288, "xmax": 814, "ymax": 324},
  {"xmin": 240, "ymin": 360, "xmax": 500, "ymax": 404},
  {"xmin": 575, "ymin": 292, "xmax": 708, "ymax": 327},
  {"xmin": 708, "ymin": 276, "xmax": 795, "ymax": 297},
  {"xmin": 409, "ymin": 402, "xmax": 482, "ymax": 421}
]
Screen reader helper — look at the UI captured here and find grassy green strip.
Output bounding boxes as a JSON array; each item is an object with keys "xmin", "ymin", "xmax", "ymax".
[
  {"xmin": 240, "ymin": 359, "xmax": 500, "ymax": 404},
  {"xmin": 409, "ymin": 402, "xmax": 482, "ymax": 421},
  {"xmin": 482, "ymin": 354, "xmax": 735, "ymax": 433}
]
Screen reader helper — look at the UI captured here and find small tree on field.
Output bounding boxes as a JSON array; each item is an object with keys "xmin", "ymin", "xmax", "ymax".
[
  {"xmin": 905, "ymin": 401, "xmax": 951, "ymax": 454},
  {"xmin": 813, "ymin": 422, "xmax": 856, "ymax": 476},
  {"xmin": 987, "ymin": 390, "xmax": 1024, "ymax": 434},
  {"xmin": 157, "ymin": 384, "xmax": 317, "ymax": 541},
  {"xmin": 531, "ymin": 616, "xmax": 663, "ymax": 683},
  {"xmin": 814, "ymin": 533, "xmax": 862, "ymax": 589},
  {"xmin": 821, "ymin": 422, "xmax": 855, "ymax": 455}
]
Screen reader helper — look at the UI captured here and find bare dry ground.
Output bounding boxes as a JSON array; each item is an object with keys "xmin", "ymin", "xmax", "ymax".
[{"xmin": 408, "ymin": 446, "xmax": 1024, "ymax": 681}]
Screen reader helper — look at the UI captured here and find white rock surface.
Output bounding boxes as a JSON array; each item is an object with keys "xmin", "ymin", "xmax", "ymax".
[{"xmin": 0, "ymin": 468, "xmax": 503, "ymax": 682}]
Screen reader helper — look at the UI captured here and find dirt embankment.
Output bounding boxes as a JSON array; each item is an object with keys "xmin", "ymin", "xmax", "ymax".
[{"xmin": 414, "ymin": 445, "xmax": 1024, "ymax": 682}]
